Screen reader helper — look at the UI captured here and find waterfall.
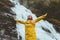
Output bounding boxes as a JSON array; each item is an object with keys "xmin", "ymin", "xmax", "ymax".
[{"xmin": 10, "ymin": 0, "xmax": 60, "ymax": 40}]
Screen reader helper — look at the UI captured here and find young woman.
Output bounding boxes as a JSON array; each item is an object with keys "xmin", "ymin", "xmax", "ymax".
[{"xmin": 14, "ymin": 13, "xmax": 47, "ymax": 40}]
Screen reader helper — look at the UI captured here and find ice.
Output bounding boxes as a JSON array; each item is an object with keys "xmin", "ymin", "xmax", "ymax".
[{"xmin": 10, "ymin": 0, "xmax": 60, "ymax": 40}]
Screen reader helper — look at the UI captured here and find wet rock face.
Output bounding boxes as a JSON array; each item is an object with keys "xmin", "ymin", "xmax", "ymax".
[
  {"xmin": 0, "ymin": 0, "xmax": 15, "ymax": 7},
  {"xmin": 0, "ymin": 0, "xmax": 16, "ymax": 30},
  {"xmin": 0, "ymin": 0, "xmax": 17, "ymax": 39},
  {"xmin": 0, "ymin": 29, "xmax": 18, "ymax": 40},
  {"xmin": 0, "ymin": 0, "xmax": 15, "ymax": 15},
  {"xmin": 0, "ymin": 34, "xmax": 17, "ymax": 40}
]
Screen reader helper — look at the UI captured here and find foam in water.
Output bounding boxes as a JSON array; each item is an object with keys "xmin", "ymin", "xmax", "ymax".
[{"xmin": 10, "ymin": 0, "xmax": 60, "ymax": 40}]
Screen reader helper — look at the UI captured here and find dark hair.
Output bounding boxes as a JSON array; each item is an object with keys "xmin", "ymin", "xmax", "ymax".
[{"xmin": 27, "ymin": 15, "xmax": 33, "ymax": 20}]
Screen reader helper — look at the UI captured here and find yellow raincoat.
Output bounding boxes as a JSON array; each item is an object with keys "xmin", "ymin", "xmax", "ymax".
[{"xmin": 14, "ymin": 14, "xmax": 47, "ymax": 40}]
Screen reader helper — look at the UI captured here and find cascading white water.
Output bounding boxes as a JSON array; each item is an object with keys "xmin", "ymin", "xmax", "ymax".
[{"xmin": 10, "ymin": 0, "xmax": 60, "ymax": 40}]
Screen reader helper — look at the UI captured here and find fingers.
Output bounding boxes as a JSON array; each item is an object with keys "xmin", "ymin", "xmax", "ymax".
[{"xmin": 44, "ymin": 13, "xmax": 47, "ymax": 16}]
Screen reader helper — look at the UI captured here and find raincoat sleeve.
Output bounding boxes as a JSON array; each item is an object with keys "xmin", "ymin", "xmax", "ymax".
[
  {"xmin": 14, "ymin": 19, "xmax": 25, "ymax": 24},
  {"xmin": 34, "ymin": 13, "xmax": 47, "ymax": 23}
]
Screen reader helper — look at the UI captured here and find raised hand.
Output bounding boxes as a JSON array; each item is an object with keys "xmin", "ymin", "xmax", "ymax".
[{"xmin": 43, "ymin": 13, "xmax": 47, "ymax": 17}]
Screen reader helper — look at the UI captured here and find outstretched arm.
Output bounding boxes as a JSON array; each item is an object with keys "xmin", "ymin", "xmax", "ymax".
[
  {"xmin": 14, "ymin": 19, "xmax": 25, "ymax": 24},
  {"xmin": 34, "ymin": 13, "xmax": 47, "ymax": 23}
]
